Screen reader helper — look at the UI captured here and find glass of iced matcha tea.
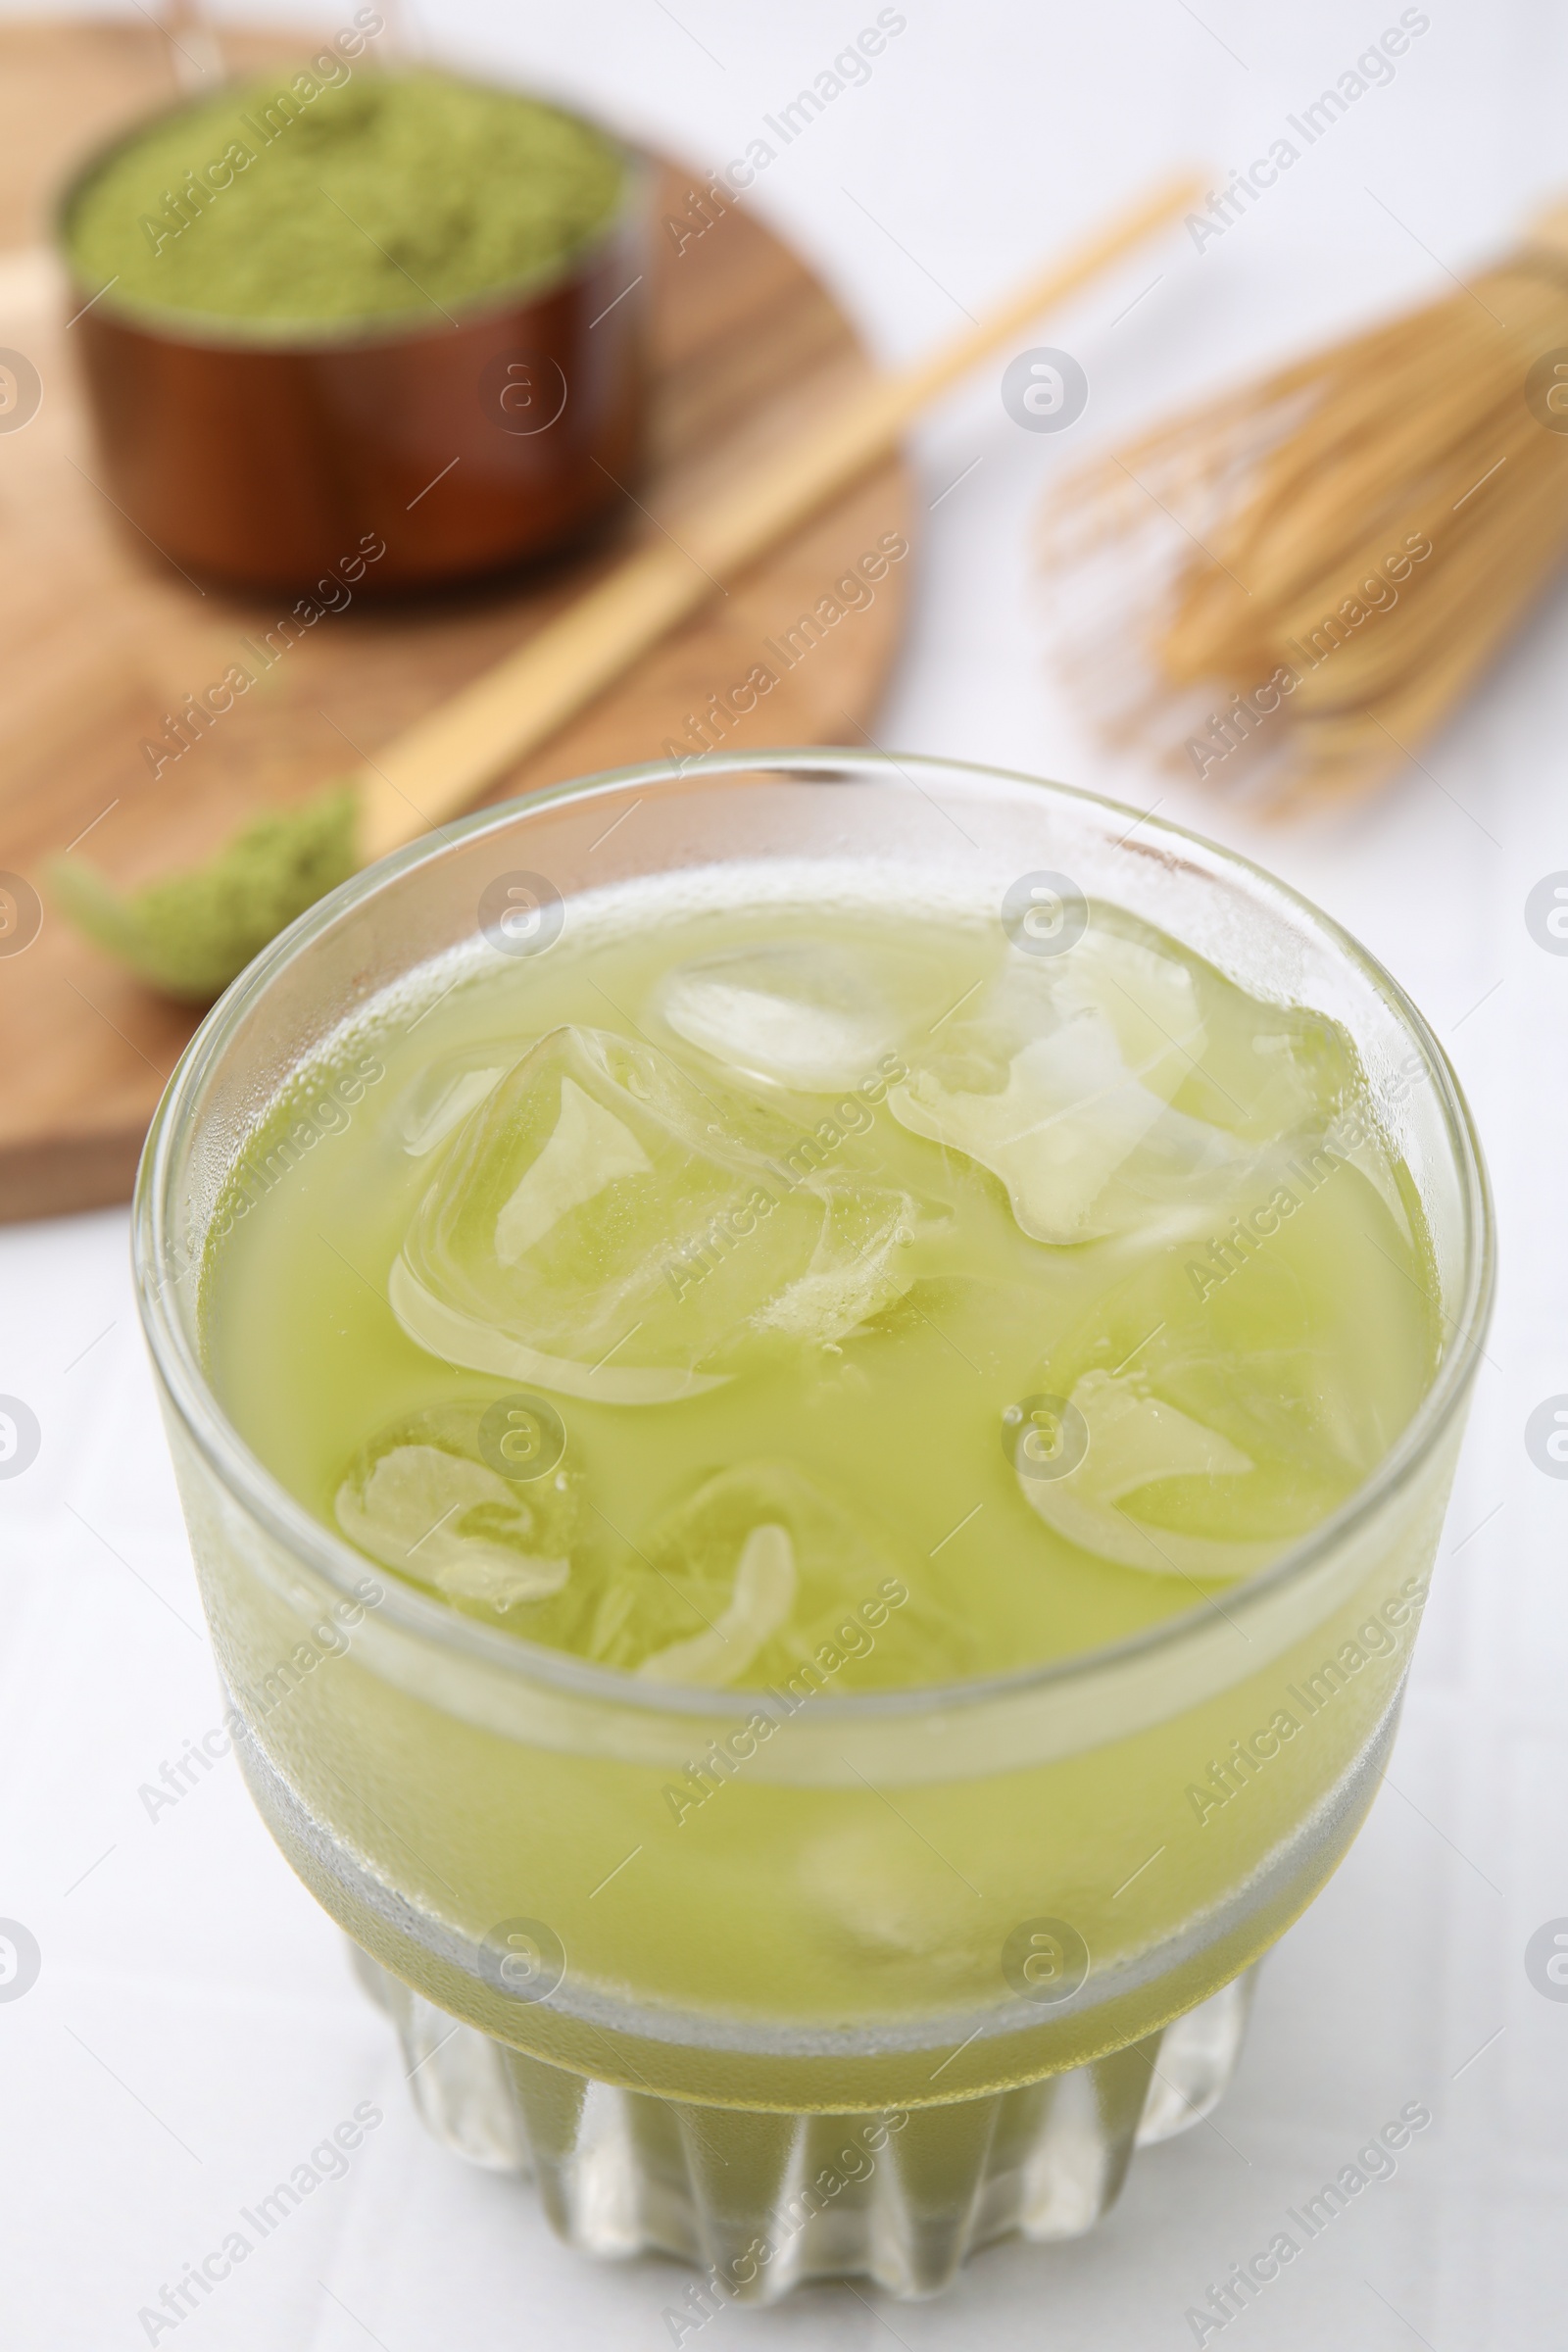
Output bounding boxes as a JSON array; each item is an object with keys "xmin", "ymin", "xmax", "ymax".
[{"xmin": 134, "ymin": 752, "xmax": 1492, "ymax": 2301}]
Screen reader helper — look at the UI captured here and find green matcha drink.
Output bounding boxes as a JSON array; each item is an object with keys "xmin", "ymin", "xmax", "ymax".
[
  {"xmin": 137, "ymin": 757, "xmax": 1488, "ymax": 2292},
  {"xmin": 197, "ymin": 865, "xmax": 1438, "ymax": 2062},
  {"xmin": 209, "ymin": 887, "xmax": 1434, "ymax": 1687}
]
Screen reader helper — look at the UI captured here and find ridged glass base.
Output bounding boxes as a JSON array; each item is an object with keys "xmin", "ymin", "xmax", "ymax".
[{"xmin": 352, "ymin": 1945, "xmax": 1255, "ymax": 2301}]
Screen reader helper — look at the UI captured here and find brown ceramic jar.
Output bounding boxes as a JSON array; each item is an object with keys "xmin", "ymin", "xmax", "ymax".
[{"xmin": 56, "ymin": 95, "xmax": 648, "ymax": 597}]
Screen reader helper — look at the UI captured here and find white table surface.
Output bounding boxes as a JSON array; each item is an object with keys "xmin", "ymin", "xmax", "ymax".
[{"xmin": 2, "ymin": 3, "xmax": 1564, "ymax": 2345}]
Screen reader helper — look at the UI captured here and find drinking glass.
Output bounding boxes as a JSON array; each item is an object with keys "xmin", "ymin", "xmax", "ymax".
[{"xmin": 133, "ymin": 751, "xmax": 1493, "ymax": 2300}]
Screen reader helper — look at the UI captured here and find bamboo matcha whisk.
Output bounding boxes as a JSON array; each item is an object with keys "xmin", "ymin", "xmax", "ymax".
[{"xmin": 1042, "ymin": 196, "xmax": 1568, "ymax": 809}]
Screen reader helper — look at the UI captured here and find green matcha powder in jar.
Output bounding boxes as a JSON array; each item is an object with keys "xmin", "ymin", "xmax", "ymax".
[{"xmin": 66, "ymin": 65, "xmax": 627, "ymax": 330}]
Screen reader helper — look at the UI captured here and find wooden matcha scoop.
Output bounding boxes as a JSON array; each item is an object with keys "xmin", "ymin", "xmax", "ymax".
[{"xmin": 52, "ymin": 173, "xmax": 1200, "ymax": 1003}]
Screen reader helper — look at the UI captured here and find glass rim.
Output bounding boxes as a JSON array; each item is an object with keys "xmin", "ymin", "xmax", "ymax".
[{"xmin": 133, "ymin": 747, "xmax": 1496, "ymax": 1723}]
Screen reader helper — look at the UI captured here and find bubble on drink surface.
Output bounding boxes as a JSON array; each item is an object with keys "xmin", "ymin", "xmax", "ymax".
[
  {"xmin": 889, "ymin": 925, "xmax": 1246, "ymax": 1245},
  {"xmin": 334, "ymin": 1399, "xmax": 581, "ymax": 1622},
  {"xmin": 389, "ymin": 1025, "xmax": 941, "ymax": 1402},
  {"xmin": 653, "ymin": 937, "xmax": 948, "ymax": 1092},
  {"xmin": 584, "ymin": 1460, "xmax": 973, "ymax": 1690}
]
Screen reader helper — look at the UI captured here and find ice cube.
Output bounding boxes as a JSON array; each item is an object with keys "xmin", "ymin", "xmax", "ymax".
[
  {"xmin": 1015, "ymin": 1368, "xmax": 1279, "ymax": 1581},
  {"xmin": 800, "ymin": 1821, "xmax": 989, "ymax": 1981},
  {"xmin": 389, "ymin": 1026, "xmax": 934, "ymax": 1403},
  {"xmin": 399, "ymin": 1062, "xmax": 509, "ymax": 1158},
  {"xmin": 636, "ymin": 1522, "xmax": 798, "ymax": 1685},
  {"xmin": 586, "ymin": 1460, "xmax": 973, "ymax": 1689},
  {"xmin": 1323, "ymin": 1099, "xmax": 1415, "ymax": 1250},
  {"xmin": 889, "ymin": 925, "xmax": 1240, "ymax": 1244},
  {"xmin": 334, "ymin": 1401, "xmax": 577, "ymax": 1618},
  {"xmin": 1065, "ymin": 925, "xmax": 1205, "ymax": 1079},
  {"xmin": 749, "ymin": 1188, "xmax": 934, "ymax": 1347},
  {"xmin": 493, "ymin": 1074, "xmax": 653, "ymax": 1261},
  {"xmin": 654, "ymin": 938, "xmax": 944, "ymax": 1093}
]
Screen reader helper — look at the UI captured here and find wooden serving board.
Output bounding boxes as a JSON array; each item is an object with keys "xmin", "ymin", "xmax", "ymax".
[{"xmin": 0, "ymin": 23, "xmax": 914, "ymax": 1223}]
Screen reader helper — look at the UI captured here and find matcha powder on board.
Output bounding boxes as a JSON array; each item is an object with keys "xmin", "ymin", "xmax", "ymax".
[{"xmin": 66, "ymin": 70, "xmax": 625, "ymax": 328}]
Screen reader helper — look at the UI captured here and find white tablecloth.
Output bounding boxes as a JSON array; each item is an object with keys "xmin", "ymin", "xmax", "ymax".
[{"xmin": 3, "ymin": 4, "xmax": 1562, "ymax": 2344}]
